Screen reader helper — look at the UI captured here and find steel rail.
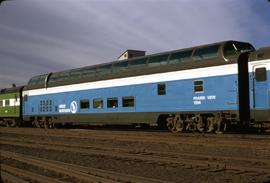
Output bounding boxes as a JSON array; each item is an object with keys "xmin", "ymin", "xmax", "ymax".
[
  {"xmin": 1, "ymin": 164, "xmax": 66, "ymax": 183},
  {"xmin": 1, "ymin": 150, "xmax": 171, "ymax": 183},
  {"xmin": 1, "ymin": 130, "xmax": 269, "ymax": 150},
  {"xmin": 0, "ymin": 171, "xmax": 29, "ymax": 183},
  {"xmin": 1, "ymin": 140, "xmax": 270, "ymax": 177},
  {"xmin": 1, "ymin": 136, "xmax": 269, "ymax": 165}
]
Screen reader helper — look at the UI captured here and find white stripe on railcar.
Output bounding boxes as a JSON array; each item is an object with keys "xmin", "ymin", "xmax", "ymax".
[{"xmin": 24, "ymin": 59, "xmax": 270, "ymax": 97}]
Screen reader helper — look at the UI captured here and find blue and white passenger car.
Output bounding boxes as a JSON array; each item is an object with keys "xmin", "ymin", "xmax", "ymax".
[{"xmin": 22, "ymin": 40, "xmax": 270, "ymax": 132}]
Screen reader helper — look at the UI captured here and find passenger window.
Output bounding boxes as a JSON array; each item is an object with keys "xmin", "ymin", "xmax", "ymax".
[
  {"xmin": 122, "ymin": 96, "xmax": 135, "ymax": 107},
  {"xmin": 193, "ymin": 45, "xmax": 219, "ymax": 60},
  {"xmin": 23, "ymin": 95, "xmax": 28, "ymax": 102},
  {"xmin": 5, "ymin": 100, "xmax": 10, "ymax": 107},
  {"xmin": 148, "ymin": 54, "xmax": 169, "ymax": 67},
  {"xmin": 194, "ymin": 80, "xmax": 204, "ymax": 93},
  {"xmin": 93, "ymin": 98, "xmax": 103, "ymax": 109},
  {"xmin": 223, "ymin": 42, "xmax": 236, "ymax": 56},
  {"xmin": 129, "ymin": 58, "xmax": 147, "ymax": 67},
  {"xmin": 157, "ymin": 83, "xmax": 166, "ymax": 95},
  {"xmin": 96, "ymin": 64, "xmax": 112, "ymax": 74},
  {"xmin": 113, "ymin": 61, "xmax": 128, "ymax": 72},
  {"xmin": 255, "ymin": 67, "xmax": 267, "ymax": 82},
  {"xmin": 107, "ymin": 98, "xmax": 118, "ymax": 108},
  {"xmin": 82, "ymin": 67, "xmax": 96, "ymax": 77},
  {"xmin": 0, "ymin": 100, "xmax": 3, "ymax": 107},
  {"xmin": 70, "ymin": 70, "xmax": 82, "ymax": 80},
  {"xmin": 170, "ymin": 50, "xmax": 192, "ymax": 64},
  {"xmin": 80, "ymin": 99, "xmax": 90, "ymax": 109}
]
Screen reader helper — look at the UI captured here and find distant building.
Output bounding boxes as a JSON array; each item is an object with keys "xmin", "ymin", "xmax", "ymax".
[{"xmin": 118, "ymin": 50, "xmax": 146, "ymax": 61}]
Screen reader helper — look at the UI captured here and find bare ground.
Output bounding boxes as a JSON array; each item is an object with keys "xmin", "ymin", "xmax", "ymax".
[{"xmin": 0, "ymin": 127, "xmax": 270, "ymax": 183}]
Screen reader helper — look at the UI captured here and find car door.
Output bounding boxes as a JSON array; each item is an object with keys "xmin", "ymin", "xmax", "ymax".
[{"xmin": 252, "ymin": 65, "xmax": 268, "ymax": 120}]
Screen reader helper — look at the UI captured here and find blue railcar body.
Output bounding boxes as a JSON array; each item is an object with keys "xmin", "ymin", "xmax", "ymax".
[
  {"xmin": 20, "ymin": 40, "xmax": 270, "ymax": 132},
  {"xmin": 23, "ymin": 74, "xmax": 239, "ymax": 117}
]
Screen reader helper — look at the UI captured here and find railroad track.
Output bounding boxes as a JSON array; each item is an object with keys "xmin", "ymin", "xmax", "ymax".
[
  {"xmin": 1, "ymin": 150, "xmax": 171, "ymax": 183},
  {"xmin": 2, "ymin": 129, "xmax": 269, "ymax": 150},
  {"xmin": 1, "ymin": 127, "xmax": 270, "ymax": 182},
  {"xmin": 2, "ymin": 127, "xmax": 270, "ymax": 140},
  {"xmin": 1, "ymin": 137, "xmax": 270, "ymax": 180},
  {"xmin": 1, "ymin": 136, "xmax": 269, "ymax": 165}
]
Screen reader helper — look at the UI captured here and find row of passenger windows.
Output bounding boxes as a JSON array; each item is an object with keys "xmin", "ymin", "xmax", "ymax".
[
  {"xmin": 28, "ymin": 41, "xmax": 257, "ymax": 87},
  {"xmin": 80, "ymin": 96, "xmax": 135, "ymax": 109},
  {"xmin": 80, "ymin": 81, "xmax": 203, "ymax": 110},
  {"xmin": 28, "ymin": 45, "xmax": 222, "ymax": 86},
  {"xmin": 6, "ymin": 81, "xmax": 204, "ymax": 109},
  {"xmin": 54, "ymin": 45, "xmax": 219, "ymax": 83}
]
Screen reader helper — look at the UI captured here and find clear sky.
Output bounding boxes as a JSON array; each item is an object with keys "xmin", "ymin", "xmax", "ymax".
[{"xmin": 0, "ymin": 0, "xmax": 270, "ymax": 88}]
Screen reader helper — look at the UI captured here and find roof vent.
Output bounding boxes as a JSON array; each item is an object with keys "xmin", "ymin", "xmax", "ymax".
[{"xmin": 118, "ymin": 50, "xmax": 146, "ymax": 61}]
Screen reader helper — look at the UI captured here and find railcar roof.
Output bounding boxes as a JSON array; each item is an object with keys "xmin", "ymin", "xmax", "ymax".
[{"xmin": 24, "ymin": 40, "xmax": 254, "ymax": 90}]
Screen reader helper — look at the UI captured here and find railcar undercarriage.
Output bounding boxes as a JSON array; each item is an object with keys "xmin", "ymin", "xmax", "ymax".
[{"xmin": 164, "ymin": 113, "xmax": 228, "ymax": 133}]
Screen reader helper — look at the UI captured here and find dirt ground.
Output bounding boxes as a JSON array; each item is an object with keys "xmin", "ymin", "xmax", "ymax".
[{"xmin": 1, "ymin": 127, "xmax": 270, "ymax": 183}]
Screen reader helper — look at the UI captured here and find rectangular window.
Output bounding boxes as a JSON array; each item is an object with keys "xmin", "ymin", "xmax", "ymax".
[
  {"xmin": 0, "ymin": 100, "xmax": 3, "ymax": 107},
  {"xmin": 5, "ymin": 100, "xmax": 10, "ymax": 107},
  {"xmin": 23, "ymin": 95, "xmax": 28, "ymax": 102},
  {"xmin": 107, "ymin": 98, "xmax": 118, "ymax": 108},
  {"xmin": 193, "ymin": 45, "xmax": 219, "ymax": 60},
  {"xmin": 148, "ymin": 54, "xmax": 169, "ymax": 67},
  {"xmin": 70, "ymin": 70, "xmax": 82, "ymax": 80},
  {"xmin": 157, "ymin": 83, "xmax": 166, "ymax": 95},
  {"xmin": 96, "ymin": 64, "xmax": 112, "ymax": 74},
  {"xmin": 169, "ymin": 50, "xmax": 193, "ymax": 64},
  {"xmin": 82, "ymin": 67, "xmax": 96, "ymax": 77},
  {"xmin": 122, "ymin": 96, "xmax": 135, "ymax": 107},
  {"xmin": 112, "ymin": 61, "xmax": 128, "ymax": 72},
  {"xmin": 129, "ymin": 58, "xmax": 147, "ymax": 67},
  {"xmin": 255, "ymin": 67, "xmax": 267, "ymax": 82},
  {"xmin": 93, "ymin": 98, "xmax": 103, "ymax": 109},
  {"xmin": 80, "ymin": 99, "xmax": 90, "ymax": 109},
  {"xmin": 194, "ymin": 80, "xmax": 204, "ymax": 93}
]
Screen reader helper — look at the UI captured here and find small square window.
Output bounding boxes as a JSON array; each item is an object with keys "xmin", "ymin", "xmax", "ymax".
[
  {"xmin": 93, "ymin": 98, "xmax": 103, "ymax": 109},
  {"xmin": 194, "ymin": 80, "xmax": 204, "ymax": 93},
  {"xmin": 157, "ymin": 83, "xmax": 166, "ymax": 95},
  {"xmin": 122, "ymin": 96, "xmax": 135, "ymax": 107},
  {"xmin": 80, "ymin": 99, "xmax": 90, "ymax": 109},
  {"xmin": 107, "ymin": 98, "xmax": 118, "ymax": 108},
  {"xmin": 255, "ymin": 67, "xmax": 267, "ymax": 82}
]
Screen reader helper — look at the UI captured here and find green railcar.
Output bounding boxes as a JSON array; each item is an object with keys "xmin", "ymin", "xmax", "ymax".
[{"xmin": 0, "ymin": 86, "xmax": 23, "ymax": 126}]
